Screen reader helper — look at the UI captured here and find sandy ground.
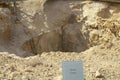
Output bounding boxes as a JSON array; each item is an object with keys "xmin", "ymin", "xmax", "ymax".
[{"xmin": 0, "ymin": 42, "xmax": 120, "ymax": 80}]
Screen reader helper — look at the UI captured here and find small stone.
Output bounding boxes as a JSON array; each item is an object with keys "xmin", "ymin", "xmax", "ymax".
[
  {"xmin": 50, "ymin": 64, "xmax": 53, "ymax": 67},
  {"xmin": 53, "ymin": 75, "xmax": 62, "ymax": 80},
  {"xmin": 95, "ymin": 70, "xmax": 103, "ymax": 78}
]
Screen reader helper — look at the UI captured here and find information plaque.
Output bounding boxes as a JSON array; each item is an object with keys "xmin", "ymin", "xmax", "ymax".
[{"xmin": 62, "ymin": 61, "xmax": 84, "ymax": 80}]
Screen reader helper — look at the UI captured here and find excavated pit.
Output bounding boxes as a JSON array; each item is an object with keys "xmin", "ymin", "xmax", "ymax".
[
  {"xmin": 0, "ymin": 1, "xmax": 120, "ymax": 80},
  {"xmin": 20, "ymin": 0, "xmax": 89, "ymax": 56},
  {"xmin": 0, "ymin": 0, "xmax": 90, "ymax": 57},
  {"xmin": 2, "ymin": 0, "xmax": 120, "ymax": 57},
  {"xmin": 22, "ymin": 26, "xmax": 89, "ymax": 55}
]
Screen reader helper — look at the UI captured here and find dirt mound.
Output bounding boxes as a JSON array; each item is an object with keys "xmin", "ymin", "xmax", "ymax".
[{"xmin": 0, "ymin": 44, "xmax": 120, "ymax": 80}]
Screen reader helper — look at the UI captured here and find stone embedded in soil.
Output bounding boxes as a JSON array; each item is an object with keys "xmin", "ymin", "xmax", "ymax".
[{"xmin": 95, "ymin": 70, "xmax": 103, "ymax": 78}]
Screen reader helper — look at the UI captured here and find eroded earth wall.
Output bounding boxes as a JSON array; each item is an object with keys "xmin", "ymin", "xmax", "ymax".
[{"xmin": 0, "ymin": 0, "xmax": 120, "ymax": 57}]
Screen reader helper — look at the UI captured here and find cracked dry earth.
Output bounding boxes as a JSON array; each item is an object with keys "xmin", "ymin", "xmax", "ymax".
[{"xmin": 0, "ymin": 0, "xmax": 120, "ymax": 80}]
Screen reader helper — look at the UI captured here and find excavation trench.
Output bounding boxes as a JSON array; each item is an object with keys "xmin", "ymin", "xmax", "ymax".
[
  {"xmin": 22, "ymin": 27, "xmax": 89, "ymax": 55},
  {"xmin": 21, "ymin": 0, "xmax": 89, "ymax": 55},
  {"xmin": 0, "ymin": 0, "xmax": 90, "ymax": 56}
]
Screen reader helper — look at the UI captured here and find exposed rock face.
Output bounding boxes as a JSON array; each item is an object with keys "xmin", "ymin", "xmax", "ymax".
[
  {"xmin": 0, "ymin": 8, "xmax": 11, "ymax": 43},
  {"xmin": 22, "ymin": 30, "xmax": 62, "ymax": 54},
  {"xmin": 0, "ymin": 0, "xmax": 120, "ymax": 57},
  {"xmin": 19, "ymin": 0, "xmax": 89, "ymax": 55}
]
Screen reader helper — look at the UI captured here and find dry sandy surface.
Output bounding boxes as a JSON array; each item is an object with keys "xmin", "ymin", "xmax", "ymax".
[{"xmin": 0, "ymin": 43, "xmax": 120, "ymax": 80}]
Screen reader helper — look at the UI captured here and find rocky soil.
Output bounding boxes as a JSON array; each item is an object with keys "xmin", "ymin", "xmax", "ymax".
[{"xmin": 0, "ymin": 0, "xmax": 120, "ymax": 80}]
